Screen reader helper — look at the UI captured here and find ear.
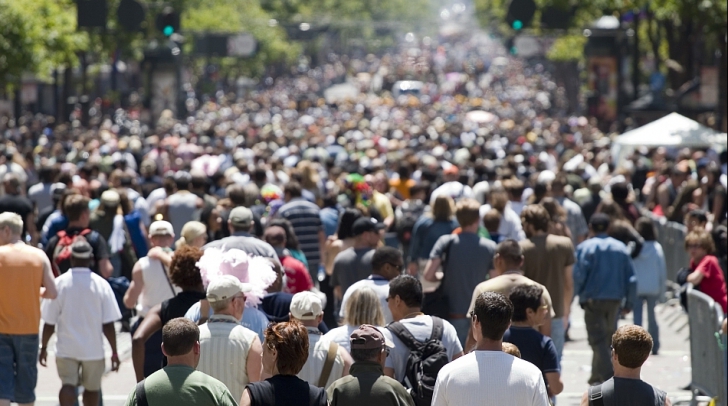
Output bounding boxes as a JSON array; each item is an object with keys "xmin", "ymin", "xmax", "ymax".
[{"xmin": 193, "ymin": 341, "xmax": 201, "ymax": 355}]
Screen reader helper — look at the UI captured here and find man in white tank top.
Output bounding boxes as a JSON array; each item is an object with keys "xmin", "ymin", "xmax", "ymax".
[{"xmin": 123, "ymin": 221, "xmax": 179, "ymax": 377}]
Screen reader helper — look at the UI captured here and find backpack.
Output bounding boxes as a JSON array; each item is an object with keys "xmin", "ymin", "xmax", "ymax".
[
  {"xmin": 51, "ymin": 229, "xmax": 94, "ymax": 276},
  {"xmin": 395, "ymin": 200, "xmax": 425, "ymax": 244},
  {"xmin": 387, "ymin": 317, "xmax": 449, "ymax": 406}
]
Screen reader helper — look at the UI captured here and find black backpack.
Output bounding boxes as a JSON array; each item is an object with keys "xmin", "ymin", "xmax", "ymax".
[
  {"xmin": 387, "ymin": 317, "xmax": 449, "ymax": 406},
  {"xmin": 395, "ymin": 200, "xmax": 425, "ymax": 244}
]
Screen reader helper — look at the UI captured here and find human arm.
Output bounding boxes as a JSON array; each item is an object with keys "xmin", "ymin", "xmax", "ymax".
[
  {"xmin": 132, "ymin": 304, "xmax": 163, "ymax": 382},
  {"xmin": 423, "ymin": 258, "xmax": 441, "ymax": 282},
  {"xmin": 563, "ymin": 265, "xmax": 574, "ymax": 323},
  {"xmin": 340, "ymin": 346, "xmax": 354, "ymax": 376},
  {"xmin": 545, "ymin": 372, "xmax": 564, "ymax": 396},
  {"xmin": 123, "ymin": 261, "xmax": 144, "ymax": 309},
  {"xmin": 98, "ymin": 259, "xmax": 113, "ymax": 279},
  {"xmin": 240, "ymin": 389, "xmax": 252, "ymax": 406},
  {"xmin": 103, "ymin": 322, "xmax": 120, "ymax": 372},
  {"xmin": 40, "ymin": 257, "xmax": 57, "ymax": 299},
  {"xmin": 147, "ymin": 247, "xmax": 173, "ymax": 268},
  {"xmin": 580, "ymin": 390, "xmax": 589, "ymax": 406},
  {"xmin": 246, "ymin": 336, "xmax": 263, "ymax": 383},
  {"xmin": 686, "ymin": 268, "xmax": 705, "ymax": 285},
  {"xmin": 38, "ymin": 323, "xmax": 55, "ymax": 367}
]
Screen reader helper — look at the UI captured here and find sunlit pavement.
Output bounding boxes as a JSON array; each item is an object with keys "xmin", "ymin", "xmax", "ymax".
[{"xmin": 31, "ymin": 300, "xmax": 694, "ymax": 406}]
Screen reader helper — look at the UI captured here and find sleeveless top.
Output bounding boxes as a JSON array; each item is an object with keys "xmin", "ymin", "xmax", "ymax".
[
  {"xmin": 160, "ymin": 291, "xmax": 206, "ymax": 326},
  {"xmin": 246, "ymin": 375, "xmax": 327, "ymax": 406},
  {"xmin": 167, "ymin": 191, "xmax": 199, "ymax": 242},
  {"xmin": 0, "ymin": 243, "xmax": 45, "ymax": 335},
  {"xmin": 591, "ymin": 377, "xmax": 667, "ymax": 406},
  {"xmin": 138, "ymin": 256, "xmax": 180, "ymax": 317}
]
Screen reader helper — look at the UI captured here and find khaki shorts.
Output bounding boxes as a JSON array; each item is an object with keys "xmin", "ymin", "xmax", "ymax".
[{"xmin": 56, "ymin": 358, "xmax": 105, "ymax": 391}]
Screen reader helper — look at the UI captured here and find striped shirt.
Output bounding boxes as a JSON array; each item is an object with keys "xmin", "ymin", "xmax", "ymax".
[
  {"xmin": 276, "ymin": 198, "xmax": 323, "ymax": 274},
  {"xmin": 198, "ymin": 314, "xmax": 259, "ymax": 400}
]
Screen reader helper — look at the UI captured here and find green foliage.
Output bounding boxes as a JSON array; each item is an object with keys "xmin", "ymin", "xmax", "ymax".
[{"xmin": 547, "ymin": 34, "xmax": 587, "ymax": 62}]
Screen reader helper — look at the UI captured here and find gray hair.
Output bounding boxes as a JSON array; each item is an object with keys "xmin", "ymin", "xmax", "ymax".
[
  {"xmin": 210, "ymin": 297, "xmax": 233, "ymax": 313},
  {"xmin": 0, "ymin": 212, "xmax": 23, "ymax": 235}
]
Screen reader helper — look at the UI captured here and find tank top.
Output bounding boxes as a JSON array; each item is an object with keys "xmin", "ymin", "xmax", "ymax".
[
  {"xmin": 167, "ymin": 191, "xmax": 199, "ymax": 242},
  {"xmin": 0, "ymin": 243, "xmax": 45, "ymax": 335},
  {"xmin": 138, "ymin": 256, "xmax": 180, "ymax": 317},
  {"xmin": 246, "ymin": 375, "xmax": 327, "ymax": 406},
  {"xmin": 160, "ymin": 291, "xmax": 207, "ymax": 326},
  {"xmin": 589, "ymin": 377, "xmax": 667, "ymax": 406}
]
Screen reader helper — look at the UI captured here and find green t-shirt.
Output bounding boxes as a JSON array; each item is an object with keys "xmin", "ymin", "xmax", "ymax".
[{"xmin": 125, "ymin": 365, "xmax": 239, "ymax": 406}]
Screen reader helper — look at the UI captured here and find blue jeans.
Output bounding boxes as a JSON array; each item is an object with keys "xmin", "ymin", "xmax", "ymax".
[
  {"xmin": 632, "ymin": 295, "xmax": 660, "ymax": 353},
  {"xmin": 551, "ymin": 317, "xmax": 565, "ymax": 364},
  {"xmin": 0, "ymin": 334, "xmax": 38, "ymax": 403},
  {"xmin": 449, "ymin": 318, "xmax": 470, "ymax": 348}
]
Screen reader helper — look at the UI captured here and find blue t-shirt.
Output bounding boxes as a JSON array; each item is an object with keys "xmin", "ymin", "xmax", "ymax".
[{"xmin": 503, "ymin": 326, "xmax": 560, "ymax": 379}]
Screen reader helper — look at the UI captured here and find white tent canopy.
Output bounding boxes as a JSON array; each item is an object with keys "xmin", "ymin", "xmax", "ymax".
[{"xmin": 615, "ymin": 112, "xmax": 724, "ymax": 148}]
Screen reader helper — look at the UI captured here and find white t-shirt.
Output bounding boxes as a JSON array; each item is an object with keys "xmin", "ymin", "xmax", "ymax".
[
  {"xmin": 432, "ymin": 351, "xmax": 549, "ymax": 406},
  {"xmin": 41, "ymin": 267, "xmax": 121, "ymax": 360},
  {"xmin": 430, "ymin": 182, "xmax": 474, "ymax": 205},
  {"xmin": 479, "ymin": 203, "xmax": 526, "ymax": 241},
  {"xmin": 338, "ymin": 276, "xmax": 393, "ymax": 324},
  {"xmin": 387, "ymin": 315, "xmax": 463, "ymax": 382},
  {"xmin": 322, "ymin": 324, "xmax": 358, "ymax": 353},
  {"xmin": 298, "ymin": 328, "xmax": 346, "ymax": 389}
]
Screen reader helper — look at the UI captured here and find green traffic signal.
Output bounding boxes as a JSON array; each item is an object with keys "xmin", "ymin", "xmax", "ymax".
[
  {"xmin": 163, "ymin": 25, "xmax": 174, "ymax": 36},
  {"xmin": 512, "ymin": 20, "xmax": 523, "ymax": 30}
]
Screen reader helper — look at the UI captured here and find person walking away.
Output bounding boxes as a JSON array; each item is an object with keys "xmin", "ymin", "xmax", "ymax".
[
  {"xmin": 123, "ymin": 221, "xmax": 179, "ymax": 378},
  {"xmin": 327, "ymin": 325, "xmax": 413, "ymax": 406},
  {"xmin": 0, "ymin": 174, "xmax": 36, "ymax": 242},
  {"xmin": 385, "ymin": 275, "xmax": 463, "ymax": 404},
  {"xmin": 331, "ymin": 216, "xmax": 385, "ymax": 301},
  {"xmin": 504, "ymin": 285, "xmax": 563, "ymax": 397},
  {"xmin": 324, "ymin": 287, "xmax": 387, "ymax": 352},
  {"xmin": 464, "ymin": 239, "xmax": 555, "ymax": 353},
  {"xmin": 44, "ymin": 194, "xmax": 113, "ymax": 278},
  {"xmin": 580, "ymin": 325, "xmax": 672, "ymax": 406},
  {"xmin": 263, "ymin": 225, "xmax": 314, "ymax": 294},
  {"xmin": 204, "ymin": 206, "xmax": 280, "ymax": 263},
  {"xmin": 424, "ymin": 198, "xmax": 497, "ymax": 345},
  {"xmin": 632, "ymin": 217, "xmax": 667, "ymax": 354},
  {"xmin": 550, "ymin": 174, "xmax": 589, "ymax": 245},
  {"xmin": 0, "ymin": 213, "xmax": 57, "ymax": 406},
  {"xmin": 684, "ymin": 230, "xmax": 728, "ymax": 313},
  {"xmin": 240, "ymin": 321, "xmax": 328, "ymax": 406},
  {"xmin": 275, "ymin": 181, "xmax": 326, "ymax": 283},
  {"xmin": 519, "ymin": 204, "xmax": 574, "ymax": 362},
  {"xmin": 39, "ymin": 239, "xmax": 121, "ymax": 406},
  {"xmin": 198, "ymin": 275, "xmax": 263, "ymax": 399},
  {"xmin": 164, "ymin": 171, "xmax": 204, "ymax": 245},
  {"xmin": 340, "ymin": 247, "xmax": 403, "ymax": 324},
  {"xmin": 124, "ymin": 318, "xmax": 238, "ymax": 406},
  {"xmin": 431, "ymin": 292, "xmax": 549, "ymax": 406},
  {"xmin": 573, "ymin": 213, "xmax": 637, "ymax": 385},
  {"xmin": 406, "ymin": 195, "xmax": 458, "ymax": 277},
  {"xmin": 131, "ymin": 245, "xmax": 206, "ymax": 381},
  {"xmin": 290, "ymin": 291, "xmax": 353, "ymax": 388}
]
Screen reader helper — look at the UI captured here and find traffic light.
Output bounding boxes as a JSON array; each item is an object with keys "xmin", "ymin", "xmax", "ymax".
[
  {"xmin": 155, "ymin": 7, "xmax": 180, "ymax": 37},
  {"xmin": 117, "ymin": 0, "xmax": 145, "ymax": 32},
  {"xmin": 77, "ymin": 0, "xmax": 108, "ymax": 29},
  {"xmin": 506, "ymin": 0, "xmax": 536, "ymax": 31}
]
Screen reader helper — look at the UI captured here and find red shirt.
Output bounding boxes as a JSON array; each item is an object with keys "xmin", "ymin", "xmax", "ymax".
[
  {"xmin": 691, "ymin": 255, "xmax": 728, "ymax": 313},
  {"xmin": 280, "ymin": 255, "xmax": 314, "ymax": 294}
]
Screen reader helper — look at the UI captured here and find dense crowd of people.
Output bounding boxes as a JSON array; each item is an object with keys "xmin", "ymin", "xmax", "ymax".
[{"xmin": 1, "ymin": 37, "xmax": 727, "ymax": 406}]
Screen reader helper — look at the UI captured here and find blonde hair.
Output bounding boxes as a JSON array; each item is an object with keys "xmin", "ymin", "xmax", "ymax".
[
  {"xmin": 344, "ymin": 287, "xmax": 385, "ymax": 327},
  {"xmin": 175, "ymin": 221, "xmax": 207, "ymax": 249},
  {"xmin": 0, "ymin": 212, "xmax": 23, "ymax": 235}
]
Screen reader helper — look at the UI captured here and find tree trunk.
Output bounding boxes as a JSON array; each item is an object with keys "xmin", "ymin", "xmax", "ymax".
[{"xmin": 719, "ymin": 31, "xmax": 727, "ymax": 131}]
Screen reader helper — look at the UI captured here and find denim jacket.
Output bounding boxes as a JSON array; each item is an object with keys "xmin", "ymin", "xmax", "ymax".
[{"xmin": 574, "ymin": 234, "xmax": 637, "ymax": 310}]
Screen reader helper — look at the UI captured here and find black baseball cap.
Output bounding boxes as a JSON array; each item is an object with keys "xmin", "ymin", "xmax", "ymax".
[
  {"xmin": 352, "ymin": 217, "xmax": 386, "ymax": 236},
  {"xmin": 589, "ymin": 213, "xmax": 611, "ymax": 233}
]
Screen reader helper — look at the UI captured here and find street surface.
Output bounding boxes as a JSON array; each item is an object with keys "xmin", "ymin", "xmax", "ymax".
[{"xmin": 33, "ymin": 300, "xmax": 696, "ymax": 405}]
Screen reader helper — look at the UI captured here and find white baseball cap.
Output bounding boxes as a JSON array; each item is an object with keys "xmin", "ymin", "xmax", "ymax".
[
  {"xmin": 206, "ymin": 275, "xmax": 252, "ymax": 303},
  {"xmin": 149, "ymin": 221, "xmax": 174, "ymax": 237},
  {"xmin": 290, "ymin": 291, "xmax": 323, "ymax": 320}
]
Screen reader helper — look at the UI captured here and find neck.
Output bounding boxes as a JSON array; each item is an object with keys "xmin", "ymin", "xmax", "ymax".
[
  {"xmin": 0, "ymin": 235, "xmax": 22, "ymax": 245},
  {"xmin": 532, "ymin": 230, "xmax": 547, "ymax": 237},
  {"xmin": 693, "ymin": 254, "xmax": 706, "ymax": 263},
  {"xmin": 510, "ymin": 321, "xmax": 534, "ymax": 328},
  {"xmin": 501, "ymin": 267, "xmax": 523, "ymax": 275},
  {"xmin": 213, "ymin": 309, "xmax": 240, "ymax": 320},
  {"xmin": 474, "ymin": 338, "xmax": 504, "ymax": 352},
  {"xmin": 613, "ymin": 365, "xmax": 642, "ymax": 380},
  {"xmin": 353, "ymin": 237, "xmax": 371, "ymax": 249},
  {"xmin": 165, "ymin": 355, "xmax": 196, "ymax": 368},
  {"xmin": 301, "ymin": 320, "xmax": 320, "ymax": 328},
  {"xmin": 397, "ymin": 307, "xmax": 423, "ymax": 321},
  {"xmin": 67, "ymin": 220, "xmax": 87, "ymax": 228},
  {"xmin": 462, "ymin": 223, "xmax": 479, "ymax": 233}
]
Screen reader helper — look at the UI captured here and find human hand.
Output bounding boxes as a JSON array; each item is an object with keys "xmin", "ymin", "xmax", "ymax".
[
  {"xmin": 39, "ymin": 348, "xmax": 47, "ymax": 367},
  {"xmin": 110, "ymin": 353, "xmax": 120, "ymax": 372},
  {"xmin": 407, "ymin": 263, "xmax": 418, "ymax": 276}
]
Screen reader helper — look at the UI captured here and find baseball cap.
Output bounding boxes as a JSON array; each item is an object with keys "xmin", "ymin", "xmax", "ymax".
[
  {"xmin": 71, "ymin": 238, "xmax": 93, "ymax": 259},
  {"xmin": 229, "ymin": 206, "xmax": 254, "ymax": 228},
  {"xmin": 350, "ymin": 324, "xmax": 394, "ymax": 350},
  {"xmin": 589, "ymin": 213, "xmax": 611, "ymax": 233},
  {"xmin": 352, "ymin": 217, "xmax": 386, "ymax": 236},
  {"xmin": 149, "ymin": 220, "xmax": 174, "ymax": 236},
  {"xmin": 206, "ymin": 275, "xmax": 252, "ymax": 303},
  {"xmin": 290, "ymin": 291, "xmax": 323, "ymax": 320},
  {"xmin": 100, "ymin": 190, "xmax": 120, "ymax": 207}
]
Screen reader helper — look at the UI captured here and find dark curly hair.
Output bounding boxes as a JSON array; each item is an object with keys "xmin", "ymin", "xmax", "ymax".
[{"xmin": 169, "ymin": 245, "xmax": 203, "ymax": 289}]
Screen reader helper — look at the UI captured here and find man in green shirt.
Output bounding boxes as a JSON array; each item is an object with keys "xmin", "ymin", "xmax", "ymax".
[
  {"xmin": 124, "ymin": 318, "xmax": 238, "ymax": 406},
  {"xmin": 327, "ymin": 325, "xmax": 414, "ymax": 406}
]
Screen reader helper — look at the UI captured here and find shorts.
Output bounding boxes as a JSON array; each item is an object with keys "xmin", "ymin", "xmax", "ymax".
[
  {"xmin": 0, "ymin": 333, "xmax": 39, "ymax": 403},
  {"xmin": 56, "ymin": 358, "xmax": 106, "ymax": 391}
]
